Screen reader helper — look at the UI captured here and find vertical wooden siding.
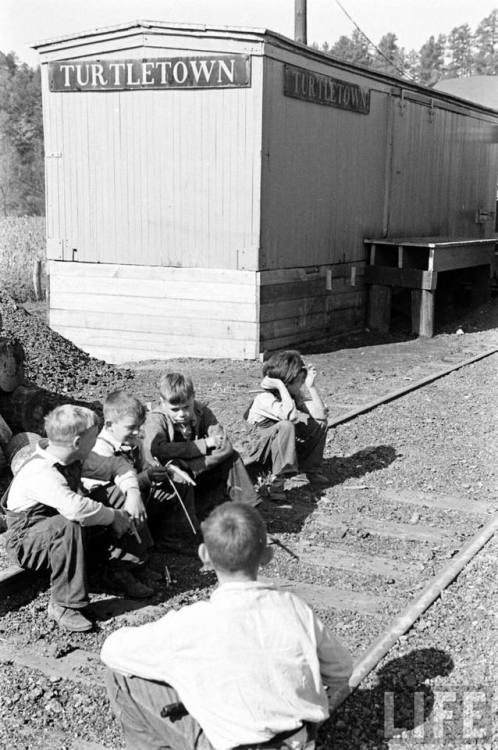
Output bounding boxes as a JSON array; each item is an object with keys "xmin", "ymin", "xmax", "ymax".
[
  {"xmin": 260, "ymin": 57, "xmax": 389, "ymax": 270},
  {"xmin": 43, "ymin": 51, "xmax": 263, "ymax": 269},
  {"xmin": 387, "ymin": 101, "xmax": 498, "ymax": 237}
]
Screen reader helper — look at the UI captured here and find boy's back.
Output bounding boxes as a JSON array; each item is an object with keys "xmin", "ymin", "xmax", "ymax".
[{"xmin": 102, "ymin": 580, "xmax": 351, "ymax": 750}]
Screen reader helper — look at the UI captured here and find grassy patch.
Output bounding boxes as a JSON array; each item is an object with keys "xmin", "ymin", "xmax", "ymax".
[{"xmin": 0, "ymin": 217, "xmax": 46, "ymax": 302}]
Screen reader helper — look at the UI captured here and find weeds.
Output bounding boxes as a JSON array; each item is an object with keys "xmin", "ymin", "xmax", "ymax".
[{"xmin": 0, "ymin": 217, "xmax": 46, "ymax": 302}]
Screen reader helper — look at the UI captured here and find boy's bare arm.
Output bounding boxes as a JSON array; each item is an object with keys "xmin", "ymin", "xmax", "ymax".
[
  {"xmin": 261, "ymin": 376, "xmax": 297, "ymax": 420},
  {"xmin": 303, "ymin": 365, "xmax": 328, "ymax": 422}
]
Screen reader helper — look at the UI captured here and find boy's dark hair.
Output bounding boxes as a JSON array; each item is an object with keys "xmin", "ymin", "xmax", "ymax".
[
  {"xmin": 159, "ymin": 373, "xmax": 195, "ymax": 404},
  {"xmin": 201, "ymin": 502, "xmax": 267, "ymax": 572},
  {"xmin": 103, "ymin": 391, "xmax": 146, "ymax": 424},
  {"xmin": 262, "ymin": 350, "xmax": 306, "ymax": 385}
]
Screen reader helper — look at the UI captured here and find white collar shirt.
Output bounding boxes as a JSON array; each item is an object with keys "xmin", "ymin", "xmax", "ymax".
[
  {"xmin": 101, "ymin": 580, "xmax": 352, "ymax": 750},
  {"xmin": 6, "ymin": 443, "xmax": 114, "ymax": 526}
]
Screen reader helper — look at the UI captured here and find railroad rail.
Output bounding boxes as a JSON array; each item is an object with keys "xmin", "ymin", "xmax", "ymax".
[{"xmin": 0, "ymin": 346, "xmax": 496, "ymax": 748}]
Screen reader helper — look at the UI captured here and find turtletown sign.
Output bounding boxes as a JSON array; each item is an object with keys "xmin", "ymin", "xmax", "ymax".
[
  {"xmin": 48, "ymin": 55, "xmax": 251, "ymax": 91},
  {"xmin": 283, "ymin": 64, "xmax": 370, "ymax": 114}
]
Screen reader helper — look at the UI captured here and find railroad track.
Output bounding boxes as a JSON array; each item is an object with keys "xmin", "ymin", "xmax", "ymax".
[{"xmin": 0, "ymin": 347, "xmax": 496, "ymax": 748}]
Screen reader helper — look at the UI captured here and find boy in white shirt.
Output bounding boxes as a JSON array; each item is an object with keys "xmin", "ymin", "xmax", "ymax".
[
  {"xmin": 101, "ymin": 502, "xmax": 352, "ymax": 750},
  {"xmin": 1, "ymin": 405, "xmax": 131, "ymax": 632}
]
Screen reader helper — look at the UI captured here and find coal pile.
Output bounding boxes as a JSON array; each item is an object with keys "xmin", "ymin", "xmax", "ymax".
[{"xmin": 0, "ymin": 291, "xmax": 134, "ymax": 399}]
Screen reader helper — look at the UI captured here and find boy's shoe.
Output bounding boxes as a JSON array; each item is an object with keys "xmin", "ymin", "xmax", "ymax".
[
  {"xmin": 306, "ymin": 469, "xmax": 329, "ymax": 485},
  {"xmin": 101, "ymin": 568, "xmax": 155, "ymax": 599},
  {"xmin": 265, "ymin": 476, "xmax": 287, "ymax": 502},
  {"xmin": 47, "ymin": 601, "xmax": 93, "ymax": 633}
]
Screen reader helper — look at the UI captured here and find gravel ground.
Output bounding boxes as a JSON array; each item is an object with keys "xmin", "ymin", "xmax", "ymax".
[{"xmin": 0, "ymin": 294, "xmax": 496, "ymax": 749}]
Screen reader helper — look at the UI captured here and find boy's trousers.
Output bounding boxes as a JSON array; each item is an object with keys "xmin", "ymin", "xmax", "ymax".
[
  {"xmin": 195, "ymin": 450, "xmax": 260, "ymax": 516},
  {"xmin": 89, "ymin": 484, "xmax": 153, "ymax": 566},
  {"xmin": 106, "ymin": 670, "xmax": 316, "ymax": 750},
  {"xmin": 4, "ymin": 508, "xmax": 93, "ymax": 609},
  {"xmin": 106, "ymin": 670, "xmax": 213, "ymax": 750},
  {"xmin": 247, "ymin": 418, "xmax": 327, "ymax": 477}
]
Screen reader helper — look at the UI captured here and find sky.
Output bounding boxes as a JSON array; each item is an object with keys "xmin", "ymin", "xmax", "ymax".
[{"xmin": 1, "ymin": 0, "xmax": 496, "ymax": 67}]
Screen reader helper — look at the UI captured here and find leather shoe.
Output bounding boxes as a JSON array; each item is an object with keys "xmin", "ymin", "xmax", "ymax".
[
  {"xmin": 102, "ymin": 568, "xmax": 155, "ymax": 599},
  {"xmin": 48, "ymin": 601, "xmax": 93, "ymax": 632}
]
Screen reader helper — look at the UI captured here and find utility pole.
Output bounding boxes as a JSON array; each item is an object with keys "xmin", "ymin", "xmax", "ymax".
[{"xmin": 295, "ymin": 0, "xmax": 307, "ymax": 44}]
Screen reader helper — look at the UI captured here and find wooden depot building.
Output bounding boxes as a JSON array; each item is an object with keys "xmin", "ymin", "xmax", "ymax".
[{"xmin": 33, "ymin": 21, "xmax": 498, "ymax": 361}]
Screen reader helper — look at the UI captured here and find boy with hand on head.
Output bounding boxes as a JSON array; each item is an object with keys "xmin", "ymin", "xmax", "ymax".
[
  {"xmin": 102, "ymin": 502, "xmax": 352, "ymax": 750},
  {"xmin": 142, "ymin": 373, "xmax": 259, "ymax": 528},
  {"xmin": 245, "ymin": 350, "xmax": 329, "ymax": 500},
  {"xmin": 82, "ymin": 390, "xmax": 196, "ymax": 588},
  {"xmin": 1, "ymin": 405, "xmax": 131, "ymax": 633}
]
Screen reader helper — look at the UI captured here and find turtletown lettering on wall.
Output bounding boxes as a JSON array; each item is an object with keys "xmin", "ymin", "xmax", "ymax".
[
  {"xmin": 49, "ymin": 55, "xmax": 251, "ymax": 91},
  {"xmin": 283, "ymin": 64, "xmax": 370, "ymax": 114}
]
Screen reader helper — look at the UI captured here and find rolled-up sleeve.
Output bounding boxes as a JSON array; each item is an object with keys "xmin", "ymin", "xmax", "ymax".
[{"xmin": 314, "ymin": 616, "xmax": 353, "ymax": 707}]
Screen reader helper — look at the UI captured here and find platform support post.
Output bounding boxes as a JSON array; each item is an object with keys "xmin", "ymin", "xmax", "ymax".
[
  {"xmin": 411, "ymin": 289, "xmax": 435, "ymax": 336},
  {"xmin": 368, "ymin": 285, "xmax": 391, "ymax": 332}
]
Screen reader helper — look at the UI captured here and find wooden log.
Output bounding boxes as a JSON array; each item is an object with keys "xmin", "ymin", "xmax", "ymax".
[{"xmin": 0, "ymin": 338, "xmax": 24, "ymax": 393}]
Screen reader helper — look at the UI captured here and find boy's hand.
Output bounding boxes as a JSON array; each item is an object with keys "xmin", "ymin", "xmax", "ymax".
[
  {"xmin": 147, "ymin": 465, "xmax": 173, "ymax": 483},
  {"xmin": 124, "ymin": 490, "xmax": 147, "ymax": 524},
  {"xmin": 111, "ymin": 509, "xmax": 132, "ymax": 538},
  {"xmin": 261, "ymin": 376, "xmax": 284, "ymax": 391},
  {"xmin": 305, "ymin": 364, "xmax": 318, "ymax": 388},
  {"xmin": 206, "ymin": 425, "xmax": 227, "ymax": 451}
]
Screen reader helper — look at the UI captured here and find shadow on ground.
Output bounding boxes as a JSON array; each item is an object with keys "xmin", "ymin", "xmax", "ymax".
[
  {"xmin": 257, "ymin": 445, "xmax": 398, "ymax": 536},
  {"xmin": 320, "ymin": 647, "xmax": 454, "ymax": 749},
  {"xmin": 325, "ymin": 445, "xmax": 399, "ymax": 487},
  {"xmin": 298, "ymin": 295, "xmax": 498, "ymax": 357}
]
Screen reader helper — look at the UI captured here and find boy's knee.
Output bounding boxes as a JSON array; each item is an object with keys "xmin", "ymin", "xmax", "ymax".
[{"xmin": 273, "ymin": 420, "xmax": 295, "ymax": 438}]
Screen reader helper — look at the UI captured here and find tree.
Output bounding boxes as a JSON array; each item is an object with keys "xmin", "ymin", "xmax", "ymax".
[
  {"xmin": 446, "ymin": 24, "xmax": 474, "ymax": 77},
  {"xmin": 0, "ymin": 52, "xmax": 44, "ymax": 216},
  {"xmin": 473, "ymin": 10, "xmax": 498, "ymax": 74},
  {"xmin": 372, "ymin": 32, "xmax": 405, "ymax": 77},
  {"xmin": 417, "ymin": 34, "xmax": 446, "ymax": 86},
  {"xmin": 330, "ymin": 29, "xmax": 373, "ymax": 68}
]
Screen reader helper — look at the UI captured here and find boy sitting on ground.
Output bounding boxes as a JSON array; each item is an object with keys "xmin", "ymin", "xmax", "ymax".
[
  {"xmin": 101, "ymin": 502, "xmax": 352, "ymax": 750},
  {"xmin": 245, "ymin": 350, "xmax": 329, "ymax": 500},
  {"xmin": 82, "ymin": 390, "xmax": 197, "ymax": 577},
  {"xmin": 142, "ymin": 373, "xmax": 259, "ymax": 527},
  {"xmin": 1, "ymin": 405, "xmax": 131, "ymax": 633}
]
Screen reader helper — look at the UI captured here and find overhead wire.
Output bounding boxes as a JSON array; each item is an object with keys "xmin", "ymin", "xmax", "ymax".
[{"xmin": 332, "ymin": 0, "xmax": 418, "ymax": 82}]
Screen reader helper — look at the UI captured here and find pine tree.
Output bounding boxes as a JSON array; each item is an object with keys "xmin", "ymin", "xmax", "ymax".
[
  {"xmin": 330, "ymin": 29, "xmax": 373, "ymax": 67},
  {"xmin": 446, "ymin": 24, "xmax": 474, "ymax": 77},
  {"xmin": 473, "ymin": 10, "xmax": 498, "ymax": 74},
  {"xmin": 417, "ymin": 34, "xmax": 446, "ymax": 86},
  {"xmin": 372, "ymin": 33, "xmax": 405, "ymax": 77},
  {"xmin": 0, "ymin": 52, "xmax": 44, "ymax": 216}
]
